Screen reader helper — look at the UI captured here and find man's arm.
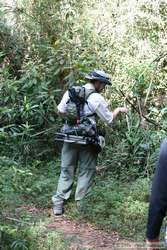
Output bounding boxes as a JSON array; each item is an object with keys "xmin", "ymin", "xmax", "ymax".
[{"xmin": 95, "ymin": 103, "xmax": 128, "ymax": 125}]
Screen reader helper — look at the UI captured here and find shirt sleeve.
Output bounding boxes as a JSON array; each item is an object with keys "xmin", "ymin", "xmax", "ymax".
[
  {"xmin": 57, "ymin": 91, "xmax": 69, "ymax": 113},
  {"xmin": 95, "ymin": 102, "xmax": 113, "ymax": 125},
  {"xmin": 87, "ymin": 93, "xmax": 113, "ymax": 125}
]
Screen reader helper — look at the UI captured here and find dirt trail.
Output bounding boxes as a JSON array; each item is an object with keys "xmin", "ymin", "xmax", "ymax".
[
  {"xmin": 46, "ymin": 214, "xmax": 140, "ymax": 250},
  {"xmin": 47, "ymin": 215, "xmax": 118, "ymax": 249},
  {"xmin": 9, "ymin": 206, "xmax": 142, "ymax": 250}
]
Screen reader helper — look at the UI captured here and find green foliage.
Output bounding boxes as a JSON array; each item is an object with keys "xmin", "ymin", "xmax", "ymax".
[
  {"xmin": 1, "ymin": 0, "xmax": 167, "ymax": 244},
  {"xmin": 0, "ymin": 156, "xmax": 149, "ymax": 242},
  {"xmin": 0, "ymin": 58, "xmax": 63, "ymax": 161},
  {"xmin": 80, "ymin": 177, "xmax": 150, "ymax": 240},
  {"xmin": 0, "ymin": 157, "xmax": 60, "ymax": 210},
  {"xmin": 0, "ymin": 5, "xmax": 24, "ymax": 78},
  {"xmin": 0, "ymin": 157, "xmax": 66, "ymax": 249},
  {"xmin": 0, "ymin": 222, "xmax": 68, "ymax": 250},
  {"xmin": 1, "ymin": 0, "xmax": 167, "ymax": 167}
]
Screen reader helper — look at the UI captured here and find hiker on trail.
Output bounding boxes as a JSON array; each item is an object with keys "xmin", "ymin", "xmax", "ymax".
[
  {"xmin": 146, "ymin": 138, "xmax": 167, "ymax": 250},
  {"xmin": 52, "ymin": 69, "xmax": 128, "ymax": 215}
]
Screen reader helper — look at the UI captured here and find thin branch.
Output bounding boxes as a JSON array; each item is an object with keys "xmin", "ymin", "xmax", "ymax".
[
  {"xmin": 152, "ymin": 52, "xmax": 167, "ymax": 64},
  {"xmin": 2, "ymin": 216, "xmax": 33, "ymax": 225},
  {"xmin": 137, "ymin": 97, "xmax": 143, "ymax": 120},
  {"xmin": 118, "ymin": 89, "xmax": 163, "ymax": 129}
]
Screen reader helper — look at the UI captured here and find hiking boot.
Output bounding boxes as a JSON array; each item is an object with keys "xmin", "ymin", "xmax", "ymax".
[{"xmin": 53, "ymin": 201, "xmax": 64, "ymax": 216}]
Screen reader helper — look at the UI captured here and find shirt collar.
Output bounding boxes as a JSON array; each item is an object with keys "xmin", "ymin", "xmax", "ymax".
[{"xmin": 83, "ymin": 83, "xmax": 95, "ymax": 90}]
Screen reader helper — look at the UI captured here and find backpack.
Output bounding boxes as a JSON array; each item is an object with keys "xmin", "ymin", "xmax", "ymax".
[{"xmin": 61, "ymin": 86, "xmax": 97, "ymax": 137}]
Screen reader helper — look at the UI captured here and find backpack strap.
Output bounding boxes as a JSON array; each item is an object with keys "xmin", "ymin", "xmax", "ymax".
[
  {"xmin": 84, "ymin": 88, "xmax": 96, "ymax": 101},
  {"xmin": 84, "ymin": 88, "xmax": 97, "ymax": 117},
  {"xmin": 68, "ymin": 87, "xmax": 82, "ymax": 124}
]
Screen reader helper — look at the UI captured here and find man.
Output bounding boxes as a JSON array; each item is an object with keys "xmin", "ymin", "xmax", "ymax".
[
  {"xmin": 146, "ymin": 138, "xmax": 167, "ymax": 250},
  {"xmin": 52, "ymin": 69, "xmax": 128, "ymax": 215}
]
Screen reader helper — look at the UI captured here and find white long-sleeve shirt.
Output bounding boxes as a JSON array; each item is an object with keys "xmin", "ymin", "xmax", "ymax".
[{"xmin": 57, "ymin": 83, "xmax": 113, "ymax": 125}]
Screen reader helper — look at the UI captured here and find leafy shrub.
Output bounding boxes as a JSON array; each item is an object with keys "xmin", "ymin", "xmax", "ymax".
[
  {"xmin": 0, "ymin": 157, "xmax": 61, "ymax": 209},
  {"xmin": 80, "ymin": 177, "xmax": 150, "ymax": 240},
  {"xmin": 1, "ymin": 0, "xmax": 167, "ymax": 243},
  {"xmin": 0, "ymin": 223, "xmax": 68, "ymax": 250}
]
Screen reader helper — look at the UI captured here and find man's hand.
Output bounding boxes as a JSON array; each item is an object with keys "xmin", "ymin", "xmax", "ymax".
[
  {"xmin": 118, "ymin": 107, "xmax": 128, "ymax": 114},
  {"xmin": 112, "ymin": 107, "xmax": 128, "ymax": 119}
]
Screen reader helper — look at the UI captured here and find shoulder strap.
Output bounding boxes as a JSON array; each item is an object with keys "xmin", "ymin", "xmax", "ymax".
[
  {"xmin": 67, "ymin": 86, "xmax": 84, "ymax": 124},
  {"xmin": 84, "ymin": 88, "xmax": 96, "ymax": 101},
  {"xmin": 83, "ymin": 88, "xmax": 97, "ymax": 117},
  {"xmin": 68, "ymin": 87, "xmax": 77, "ymax": 103}
]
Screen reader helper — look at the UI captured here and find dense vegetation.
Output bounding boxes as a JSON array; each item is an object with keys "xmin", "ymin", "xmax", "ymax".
[{"xmin": 1, "ymin": 0, "xmax": 167, "ymax": 249}]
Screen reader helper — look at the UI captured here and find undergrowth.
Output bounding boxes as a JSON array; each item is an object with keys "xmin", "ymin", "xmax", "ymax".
[
  {"xmin": 0, "ymin": 156, "xmax": 150, "ymax": 245},
  {"xmin": 1, "ymin": 0, "xmax": 167, "ymax": 248}
]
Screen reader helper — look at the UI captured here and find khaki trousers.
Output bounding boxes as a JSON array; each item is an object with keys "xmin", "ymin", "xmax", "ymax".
[{"xmin": 52, "ymin": 142, "xmax": 97, "ymax": 204}]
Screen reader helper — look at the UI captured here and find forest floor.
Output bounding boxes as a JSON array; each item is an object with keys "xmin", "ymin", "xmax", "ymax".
[
  {"xmin": 46, "ymin": 215, "xmax": 139, "ymax": 250},
  {"xmin": 2, "ymin": 205, "xmax": 145, "ymax": 250}
]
